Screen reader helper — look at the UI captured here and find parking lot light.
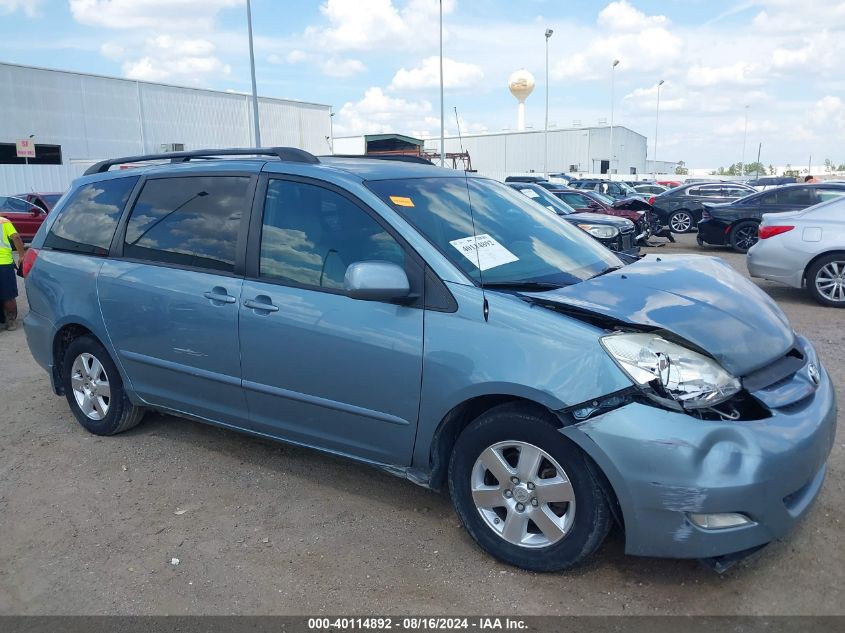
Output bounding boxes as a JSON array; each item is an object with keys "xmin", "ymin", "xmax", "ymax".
[{"xmin": 609, "ymin": 59, "xmax": 620, "ymax": 177}]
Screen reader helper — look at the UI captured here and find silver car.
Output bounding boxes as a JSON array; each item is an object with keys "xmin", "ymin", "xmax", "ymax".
[{"xmin": 747, "ymin": 195, "xmax": 845, "ymax": 307}]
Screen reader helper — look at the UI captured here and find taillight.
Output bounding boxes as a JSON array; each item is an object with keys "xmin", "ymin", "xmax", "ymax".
[
  {"xmin": 648, "ymin": 196, "xmax": 656, "ymax": 205},
  {"xmin": 701, "ymin": 209, "xmax": 711, "ymax": 220},
  {"xmin": 21, "ymin": 247, "xmax": 38, "ymax": 277},
  {"xmin": 759, "ymin": 225, "xmax": 794, "ymax": 239}
]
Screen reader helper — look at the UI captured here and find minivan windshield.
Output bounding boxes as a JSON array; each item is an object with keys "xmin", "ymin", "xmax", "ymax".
[{"xmin": 367, "ymin": 177, "xmax": 622, "ymax": 288}]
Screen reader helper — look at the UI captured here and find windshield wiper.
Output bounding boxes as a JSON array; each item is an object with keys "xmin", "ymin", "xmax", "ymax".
[
  {"xmin": 483, "ymin": 281, "xmax": 562, "ymax": 291},
  {"xmin": 589, "ymin": 265, "xmax": 623, "ymax": 279}
]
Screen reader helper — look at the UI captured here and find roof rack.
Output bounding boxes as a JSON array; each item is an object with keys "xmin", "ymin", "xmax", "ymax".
[
  {"xmin": 328, "ymin": 154, "xmax": 435, "ymax": 166},
  {"xmin": 83, "ymin": 147, "xmax": 319, "ymax": 176}
]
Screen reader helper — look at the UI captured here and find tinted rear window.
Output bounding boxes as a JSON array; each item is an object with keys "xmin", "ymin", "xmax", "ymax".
[
  {"xmin": 123, "ymin": 176, "xmax": 250, "ymax": 273},
  {"xmin": 44, "ymin": 177, "xmax": 139, "ymax": 255}
]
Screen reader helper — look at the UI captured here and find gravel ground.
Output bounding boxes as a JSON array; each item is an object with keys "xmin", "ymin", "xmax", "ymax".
[{"xmin": 0, "ymin": 233, "xmax": 842, "ymax": 615}]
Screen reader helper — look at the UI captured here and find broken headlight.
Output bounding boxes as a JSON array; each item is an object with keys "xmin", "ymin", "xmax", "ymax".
[{"xmin": 600, "ymin": 332, "xmax": 741, "ymax": 410}]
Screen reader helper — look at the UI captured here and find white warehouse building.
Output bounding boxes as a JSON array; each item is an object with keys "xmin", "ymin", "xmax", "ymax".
[
  {"xmin": 423, "ymin": 126, "xmax": 677, "ymax": 181},
  {"xmin": 0, "ymin": 62, "xmax": 333, "ymax": 194}
]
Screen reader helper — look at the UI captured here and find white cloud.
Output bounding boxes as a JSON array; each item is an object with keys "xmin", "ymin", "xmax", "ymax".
[
  {"xmin": 266, "ymin": 53, "xmax": 283, "ymax": 65},
  {"xmin": 286, "ymin": 50, "xmax": 308, "ymax": 64},
  {"xmin": 321, "ymin": 57, "xmax": 366, "ymax": 77},
  {"xmin": 305, "ymin": 0, "xmax": 455, "ymax": 52},
  {"xmin": 809, "ymin": 96, "xmax": 845, "ymax": 133},
  {"xmin": 121, "ymin": 36, "xmax": 231, "ymax": 84},
  {"xmin": 69, "ymin": 0, "xmax": 243, "ymax": 30},
  {"xmin": 390, "ymin": 57, "xmax": 484, "ymax": 90},
  {"xmin": 551, "ymin": 3, "xmax": 682, "ymax": 82},
  {"xmin": 0, "ymin": 0, "xmax": 42, "ymax": 16},
  {"xmin": 334, "ymin": 87, "xmax": 433, "ymax": 136},
  {"xmin": 100, "ymin": 42, "xmax": 125, "ymax": 61},
  {"xmin": 597, "ymin": 0, "xmax": 668, "ymax": 32},
  {"xmin": 686, "ymin": 63, "xmax": 763, "ymax": 88}
]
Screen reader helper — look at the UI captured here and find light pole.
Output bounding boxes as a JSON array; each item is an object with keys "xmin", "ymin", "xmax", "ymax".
[
  {"xmin": 609, "ymin": 59, "xmax": 619, "ymax": 177},
  {"xmin": 439, "ymin": 0, "xmax": 445, "ymax": 167},
  {"xmin": 544, "ymin": 28, "xmax": 553, "ymax": 177},
  {"xmin": 246, "ymin": 0, "xmax": 261, "ymax": 147},
  {"xmin": 24, "ymin": 133, "xmax": 34, "ymax": 193},
  {"xmin": 740, "ymin": 104, "xmax": 749, "ymax": 176},
  {"xmin": 653, "ymin": 80, "xmax": 664, "ymax": 176}
]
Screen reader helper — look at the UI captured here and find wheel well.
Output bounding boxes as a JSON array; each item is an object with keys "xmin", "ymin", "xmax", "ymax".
[
  {"xmin": 803, "ymin": 250, "xmax": 845, "ymax": 284},
  {"xmin": 52, "ymin": 324, "xmax": 96, "ymax": 395},
  {"xmin": 425, "ymin": 394, "xmax": 625, "ymax": 532},
  {"xmin": 427, "ymin": 396, "xmax": 546, "ymax": 491}
]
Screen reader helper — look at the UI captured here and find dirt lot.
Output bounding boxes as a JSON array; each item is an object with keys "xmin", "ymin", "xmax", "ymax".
[{"xmin": 1, "ymin": 233, "xmax": 842, "ymax": 615}]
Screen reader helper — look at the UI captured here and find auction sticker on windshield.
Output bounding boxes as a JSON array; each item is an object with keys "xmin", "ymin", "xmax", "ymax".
[{"xmin": 449, "ymin": 234, "xmax": 519, "ymax": 271}]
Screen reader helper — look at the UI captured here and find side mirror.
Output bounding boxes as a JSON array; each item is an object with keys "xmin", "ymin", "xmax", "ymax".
[{"xmin": 344, "ymin": 261, "xmax": 411, "ymax": 302}]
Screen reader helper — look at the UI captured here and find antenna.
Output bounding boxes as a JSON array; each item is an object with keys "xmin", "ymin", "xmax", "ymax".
[{"xmin": 454, "ymin": 106, "xmax": 489, "ymax": 321}]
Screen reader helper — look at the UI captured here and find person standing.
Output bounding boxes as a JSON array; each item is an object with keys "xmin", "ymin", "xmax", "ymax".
[{"xmin": 0, "ymin": 216, "xmax": 26, "ymax": 331}]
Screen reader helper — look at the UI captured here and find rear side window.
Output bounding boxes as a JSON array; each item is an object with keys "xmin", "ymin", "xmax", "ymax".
[
  {"xmin": 123, "ymin": 176, "xmax": 250, "ymax": 273},
  {"xmin": 776, "ymin": 187, "xmax": 815, "ymax": 205},
  {"xmin": 818, "ymin": 189, "xmax": 845, "ymax": 203},
  {"xmin": 44, "ymin": 177, "xmax": 139, "ymax": 255}
]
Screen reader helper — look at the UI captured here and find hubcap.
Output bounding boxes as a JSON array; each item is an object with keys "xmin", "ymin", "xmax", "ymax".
[
  {"xmin": 70, "ymin": 353, "xmax": 111, "ymax": 421},
  {"xmin": 816, "ymin": 260, "xmax": 845, "ymax": 303},
  {"xmin": 471, "ymin": 441, "xmax": 576, "ymax": 548},
  {"xmin": 734, "ymin": 226, "xmax": 758, "ymax": 250},
  {"xmin": 670, "ymin": 212, "xmax": 692, "ymax": 233}
]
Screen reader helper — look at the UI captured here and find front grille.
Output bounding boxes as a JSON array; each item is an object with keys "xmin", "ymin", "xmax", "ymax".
[{"xmin": 620, "ymin": 232, "xmax": 634, "ymax": 251}]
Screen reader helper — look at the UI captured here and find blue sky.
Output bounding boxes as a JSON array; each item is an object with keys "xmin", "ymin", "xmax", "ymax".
[{"xmin": 2, "ymin": 0, "xmax": 844, "ymax": 169}]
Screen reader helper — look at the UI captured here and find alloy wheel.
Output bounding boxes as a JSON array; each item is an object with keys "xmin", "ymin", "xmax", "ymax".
[
  {"xmin": 471, "ymin": 441, "xmax": 576, "ymax": 548},
  {"xmin": 815, "ymin": 260, "xmax": 845, "ymax": 303},
  {"xmin": 733, "ymin": 225, "xmax": 758, "ymax": 251},
  {"xmin": 670, "ymin": 211, "xmax": 693, "ymax": 233},
  {"xmin": 70, "ymin": 352, "xmax": 111, "ymax": 420}
]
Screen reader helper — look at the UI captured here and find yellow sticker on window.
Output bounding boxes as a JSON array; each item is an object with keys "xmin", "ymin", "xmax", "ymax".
[{"xmin": 389, "ymin": 196, "xmax": 415, "ymax": 207}]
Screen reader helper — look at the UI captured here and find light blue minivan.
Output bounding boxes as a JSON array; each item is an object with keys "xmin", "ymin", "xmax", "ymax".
[{"xmin": 23, "ymin": 148, "xmax": 836, "ymax": 571}]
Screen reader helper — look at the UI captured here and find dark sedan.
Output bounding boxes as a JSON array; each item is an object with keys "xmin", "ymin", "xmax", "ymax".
[
  {"xmin": 698, "ymin": 183, "xmax": 845, "ymax": 252},
  {"xmin": 650, "ymin": 181, "xmax": 756, "ymax": 234},
  {"xmin": 507, "ymin": 183, "xmax": 640, "ymax": 257}
]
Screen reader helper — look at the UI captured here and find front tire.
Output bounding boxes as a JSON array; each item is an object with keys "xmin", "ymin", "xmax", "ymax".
[
  {"xmin": 448, "ymin": 403, "xmax": 611, "ymax": 572},
  {"xmin": 730, "ymin": 220, "xmax": 759, "ymax": 252},
  {"xmin": 806, "ymin": 254, "xmax": 845, "ymax": 308},
  {"xmin": 62, "ymin": 335, "xmax": 145, "ymax": 435}
]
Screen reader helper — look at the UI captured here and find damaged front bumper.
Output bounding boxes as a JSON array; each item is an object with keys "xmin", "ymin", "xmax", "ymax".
[{"xmin": 560, "ymin": 339, "xmax": 837, "ymax": 561}]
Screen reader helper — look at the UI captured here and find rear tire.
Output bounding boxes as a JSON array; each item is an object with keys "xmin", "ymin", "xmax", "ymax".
[
  {"xmin": 730, "ymin": 220, "xmax": 759, "ymax": 253},
  {"xmin": 448, "ymin": 403, "xmax": 611, "ymax": 572},
  {"xmin": 668, "ymin": 210, "xmax": 694, "ymax": 233},
  {"xmin": 61, "ymin": 335, "xmax": 145, "ymax": 435},
  {"xmin": 806, "ymin": 254, "xmax": 845, "ymax": 308}
]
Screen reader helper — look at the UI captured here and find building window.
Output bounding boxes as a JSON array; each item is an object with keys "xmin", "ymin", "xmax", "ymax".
[{"xmin": 0, "ymin": 143, "xmax": 63, "ymax": 165}]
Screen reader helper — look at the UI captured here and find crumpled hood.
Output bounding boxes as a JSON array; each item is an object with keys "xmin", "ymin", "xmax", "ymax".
[{"xmin": 530, "ymin": 254, "xmax": 794, "ymax": 376}]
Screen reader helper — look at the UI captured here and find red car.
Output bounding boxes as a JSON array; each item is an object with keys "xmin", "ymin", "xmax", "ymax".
[
  {"xmin": 656, "ymin": 179, "xmax": 682, "ymax": 188},
  {"xmin": 14, "ymin": 192, "xmax": 63, "ymax": 213},
  {"xmin": 0, "ymin": 195, "xmax": 50, "ymax": 241}
]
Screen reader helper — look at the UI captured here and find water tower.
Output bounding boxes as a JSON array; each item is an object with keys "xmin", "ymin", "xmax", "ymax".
[{"xmin": 508, "ymin": 69, "xmax": 535, "ymax": 131}]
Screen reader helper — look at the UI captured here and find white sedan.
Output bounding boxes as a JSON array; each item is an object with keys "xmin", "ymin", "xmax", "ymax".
[{"xmin": 747, "ymin": 195, "xmax": 845, "ymax": 307}]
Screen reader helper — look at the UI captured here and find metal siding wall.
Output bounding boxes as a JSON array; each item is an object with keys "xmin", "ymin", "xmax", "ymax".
[
  {"xmin": 425, "ymin": 129, "xmax": 607, "ymax": 181},
  {"xmin": 138, "ymin": 84, "xmax": 250, "ymax": 152},
  {"xmin": 1, "ymin": 63, "xmax": 331, "ymax": 193}
]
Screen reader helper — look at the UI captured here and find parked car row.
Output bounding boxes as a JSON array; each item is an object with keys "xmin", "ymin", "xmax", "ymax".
[
  {"xmin": 21, "ymin": 148, "xmax": 837, "ymax": 573},
  {"xmin": 0, "ymin": 191, "xmax": 63, "ymax": 241}
]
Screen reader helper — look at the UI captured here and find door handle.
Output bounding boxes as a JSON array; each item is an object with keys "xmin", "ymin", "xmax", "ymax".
[
  {"xmin": 203, "ymin": 290, "xmax": 237, "ymax": 304},
  {"xmin": 243, "ymin": 297, "xmax": 280, "ymax": 312}
]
